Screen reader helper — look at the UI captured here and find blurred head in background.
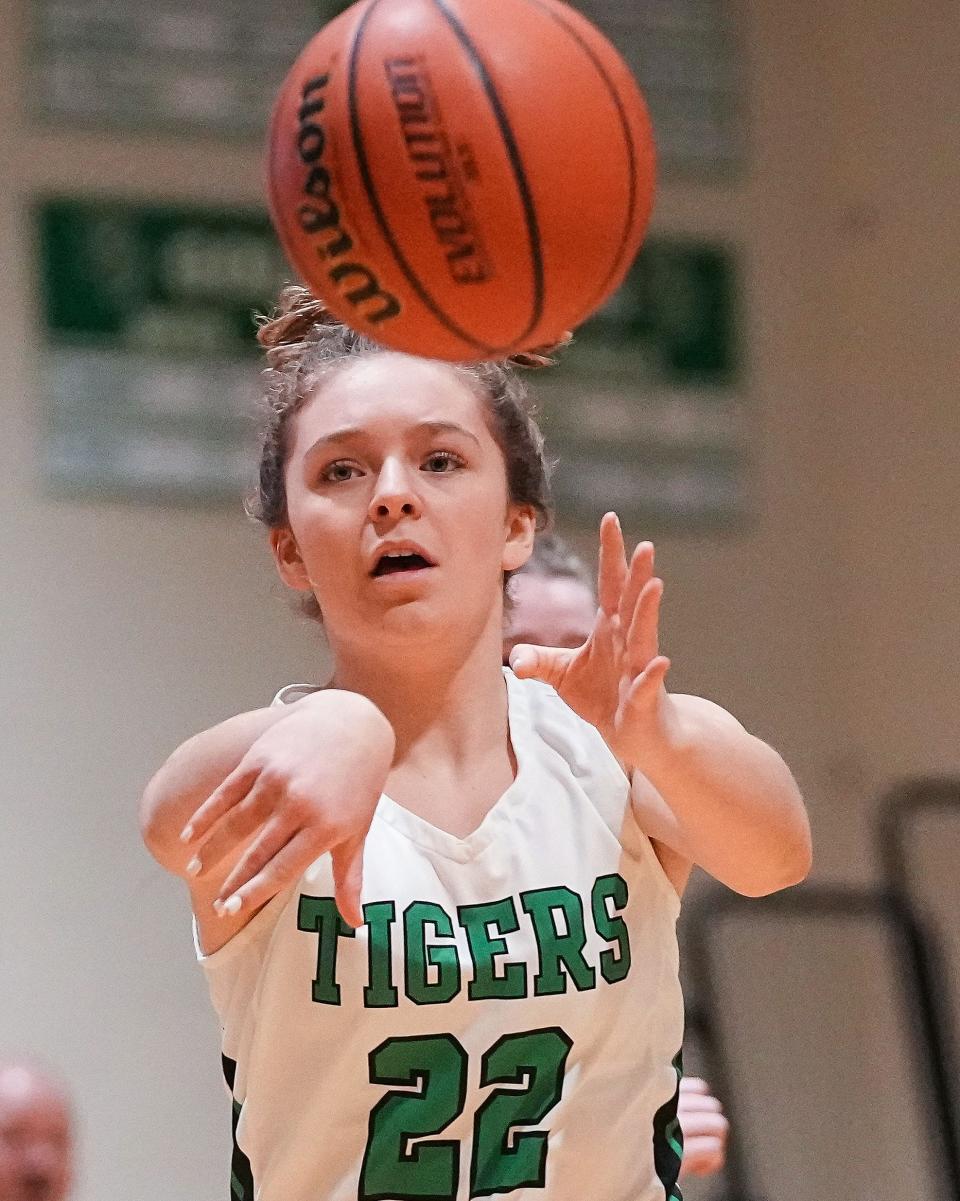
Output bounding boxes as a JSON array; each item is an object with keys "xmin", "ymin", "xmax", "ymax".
[
  {"xmin": 503, "ymin": 532, "xmax": 596, "ymax": 663},
  {"xmin": 0, "ymin": 1062, "xmax": 73, "ymax": 1201}
]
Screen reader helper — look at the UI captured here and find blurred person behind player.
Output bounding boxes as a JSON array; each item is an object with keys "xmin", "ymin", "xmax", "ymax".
[
  {"xmin": 0, "ymin": 1060, "xmax": 73, "ymax": 1201},
  {"xmin": 505, "ymin": 533, "xmax": 729, "ymax": 1179}
]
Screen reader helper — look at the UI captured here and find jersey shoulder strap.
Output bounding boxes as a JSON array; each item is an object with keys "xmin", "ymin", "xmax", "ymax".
[{"xmin": 508, "ymin": 672, "xmax": 630, "ymax": 843}]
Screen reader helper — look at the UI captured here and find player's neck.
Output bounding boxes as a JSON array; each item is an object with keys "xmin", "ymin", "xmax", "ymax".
[{"xmin": 329, "ymin": 619, "xmax": 510, "ymax": 768}]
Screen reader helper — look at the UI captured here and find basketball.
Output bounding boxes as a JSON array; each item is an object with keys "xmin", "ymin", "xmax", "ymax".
[{"xmin": 266, "ymin": 0, "xmax": 655, "ymax": 361}]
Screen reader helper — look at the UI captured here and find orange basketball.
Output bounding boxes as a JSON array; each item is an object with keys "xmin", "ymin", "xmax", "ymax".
[{"xmin": 267, "ymin": 0, "xmax": 655, "ymax": 361}]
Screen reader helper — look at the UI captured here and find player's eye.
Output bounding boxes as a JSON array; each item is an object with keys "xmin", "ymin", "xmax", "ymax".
[
  {"xmin": 319, "ymin": 460, "xmax": 363, "ymax": 483},
  {"xmin": 422, "ymin": 451, "xmax": 464, "ymax": 473}
]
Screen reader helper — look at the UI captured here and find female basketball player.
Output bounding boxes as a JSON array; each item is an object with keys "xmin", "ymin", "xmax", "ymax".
[
  {"xmin": 505, "ymin": 535, "xmax": 729, "ymax": 1181},
  {"xmin": 141, "ymin": 287, "xmax": 810, "ymax": 1201}
]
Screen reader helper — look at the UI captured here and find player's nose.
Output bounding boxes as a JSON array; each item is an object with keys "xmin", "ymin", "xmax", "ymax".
[{"xmin": 368, "ymin": 459, "xmax": 422, "ymax": 523}]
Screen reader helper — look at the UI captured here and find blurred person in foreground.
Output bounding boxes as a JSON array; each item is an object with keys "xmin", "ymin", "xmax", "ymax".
[
  {"xmin": 504, "ymin": 533, "xmax": 729, "ymax": 1179},
  {"xmin": 0, "ymin": 1060, "xmax": 73, "ymax": 1201}
]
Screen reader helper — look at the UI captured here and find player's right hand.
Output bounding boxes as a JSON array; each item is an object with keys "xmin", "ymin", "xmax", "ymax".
[
  {"xmin": 179, "ymin": 690, "xmax": 395, "ymax": 928},
  {"xmin": 510, "ymin": 512, "xmax": 672, "ymax": 771}
]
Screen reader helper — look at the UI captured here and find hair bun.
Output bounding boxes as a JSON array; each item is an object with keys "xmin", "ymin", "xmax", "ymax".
[
  {"xmin": 508, "ymin": 331, "xmax": 573, "ymax": 370},
  {"xmin": 256, "ymin": 285, "xmax": 337, "ymax": 366}
]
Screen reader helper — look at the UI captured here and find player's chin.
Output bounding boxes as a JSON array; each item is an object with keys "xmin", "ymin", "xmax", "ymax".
[
  {"xmin": 363, "ymin": 580, "xmax": 445, "ymax": 626},
  {"xmin": 364, "ymin": 569, "xmax": 494, "ymax": 634}
]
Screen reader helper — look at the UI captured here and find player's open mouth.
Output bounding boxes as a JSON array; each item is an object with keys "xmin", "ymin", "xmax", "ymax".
[{"xmin": 370, "ymin": 548, "xmax": 436, "ymax": 577}]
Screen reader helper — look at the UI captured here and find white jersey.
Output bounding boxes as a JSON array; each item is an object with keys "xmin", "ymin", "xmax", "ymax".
[{"xmin": 197, "ymin": 671, "xmax": 684, "ymax": 1201}]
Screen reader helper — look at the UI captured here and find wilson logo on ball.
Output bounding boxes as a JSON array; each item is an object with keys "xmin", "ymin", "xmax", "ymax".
[{"xmin": 295, "ymin": 73, "xmax": 401, "ymax": 326}]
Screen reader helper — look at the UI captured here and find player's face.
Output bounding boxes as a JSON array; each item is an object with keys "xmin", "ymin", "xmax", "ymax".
[
  {"xmin": 502, "ymin": 572, "xmax": 596, "ymax": 663},
  {"xmin": 273, "ymin": 354, "xmax": 534, "ymax": 648},
  {"xmin": 0, "ymin": 1072, "xmax": 73, "ymax": 1201}
]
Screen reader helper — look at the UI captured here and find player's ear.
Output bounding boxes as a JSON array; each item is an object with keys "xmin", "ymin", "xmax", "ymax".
[
  {"xmin": 502, "ymin": 504, "xmax": 536, "ymax": 573},
  {"xmin": 271, "ymin": 526, "xmax": 312, "ymax": 591}
]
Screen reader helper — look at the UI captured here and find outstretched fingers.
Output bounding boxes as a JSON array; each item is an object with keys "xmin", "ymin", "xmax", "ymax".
[
  {"xmin": 180, "ymin": 761, "xmax": 261, "ymax": 849},
  {"xmin": 624, "ymin": 574, "xmax": 664, "ymax": 676},
  {"xmin": 620, "ymin": 541, "xmax": 655, "ymax": 632},
  {"xmin": 597, "ymin": 513, "xmax": 628, "ymax": 616},
  {"xmin": 623, "ymin": 655, "xmax": 671, "ymax": 714},
  {"xmin": 211, "ymin": 823, "xmax": 371, "ymax": 930},
  {"xmin": 213, "ymin": 816, "xmax": 296, "ymax": 908},
  {"xmin": 185, "ymin": 773, "xmax": 276, "ymax": 877},
  {"xmin": 331, "ymin": 834, "xmax": 368, "ymax": 929},
  {"xmin": 213, "ymin": 827, "xmax": 319, "ymax": 919}
]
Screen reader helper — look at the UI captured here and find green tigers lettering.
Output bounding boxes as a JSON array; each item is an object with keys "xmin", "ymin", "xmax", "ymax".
[{"xmin": 298, "ymin": 874, "xmax": 631, "ymax": 1008}]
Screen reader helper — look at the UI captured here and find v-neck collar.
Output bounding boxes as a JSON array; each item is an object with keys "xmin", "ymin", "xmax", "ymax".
[{"xmin": 374, "ymin": 670, "xmax": 531, "ymax": 863}]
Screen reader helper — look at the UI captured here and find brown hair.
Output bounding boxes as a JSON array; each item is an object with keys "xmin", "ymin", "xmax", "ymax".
[{"xmin": 249, "ymin": 286, "xmax": 565, "ymax": 618}]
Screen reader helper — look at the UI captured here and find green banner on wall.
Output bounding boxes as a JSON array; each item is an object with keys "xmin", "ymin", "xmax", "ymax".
[
  {"xmin": 535, "ymin": 237, "xmax": 745, "ymax": 530},
  {"xmin": 37, "ymin": 198, "xmax": 743, "ymax": 524},
  {"xmin": 37, "ymin": 197, "xmax": 287, "ymax": 499}
]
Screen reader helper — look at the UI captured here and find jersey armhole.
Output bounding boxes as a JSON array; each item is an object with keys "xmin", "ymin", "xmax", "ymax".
[
  {"xmin": 194, "ymin": 887, "xmax": 291, "ymax": 965},
  {"xmin": 621, "ymin": 800, "xmax": 684, "ymax": 917},
  {"xmin": 590, "ymin": 743, "xmax": 684, "ymax": 916}
]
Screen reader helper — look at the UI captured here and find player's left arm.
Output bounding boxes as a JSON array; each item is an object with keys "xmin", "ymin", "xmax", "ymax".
[
  {"xmin": 510, "ymin": 513, "xmax": 811, "ymax": 898},
  {"xmin": 624, "ymin": 693, "xmax": 808, "ymax": 896}
]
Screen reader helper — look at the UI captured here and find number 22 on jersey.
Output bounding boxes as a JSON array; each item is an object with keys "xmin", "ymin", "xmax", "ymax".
[{"xmin": 360, "ymin": 1027, "xmax": 572, "ymax": 1200}]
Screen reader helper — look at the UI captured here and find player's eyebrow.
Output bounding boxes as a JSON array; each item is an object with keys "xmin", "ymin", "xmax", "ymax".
[
  {"xmin": 303, "ymin": 419, "xmax": 482, "ymax": 462},
  {"xmin": 413, "ymin": 420, "xmax": 482, "ymax": 447},
  {"xmin": 303, "ymin": 426, "xmax": 364, "ymax": 460}
]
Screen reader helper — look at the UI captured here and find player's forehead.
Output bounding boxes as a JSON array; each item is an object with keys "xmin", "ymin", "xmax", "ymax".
[{"xmin": 291, "ymin": 354, "xmax": 491, "ymax": 455}]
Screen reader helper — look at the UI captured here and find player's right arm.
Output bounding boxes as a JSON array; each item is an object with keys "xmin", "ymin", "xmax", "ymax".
[{"xmin": 140, "ymin": 690, "xmax": 395, "ymax": 951}]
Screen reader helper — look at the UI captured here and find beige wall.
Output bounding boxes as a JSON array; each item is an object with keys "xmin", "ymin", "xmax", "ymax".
[{"xmin": 0, "ymin": 1, "xmax": 956, "ymax": 1199}]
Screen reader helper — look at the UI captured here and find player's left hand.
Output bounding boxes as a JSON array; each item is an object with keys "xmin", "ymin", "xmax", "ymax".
[
  {"xmin": 677, "ymin": 1076, "xmax": 729, "ymax": 1178},
  {"xmin": 509, "ymin": 512, "xmax": 675, "ymax": 769}
]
